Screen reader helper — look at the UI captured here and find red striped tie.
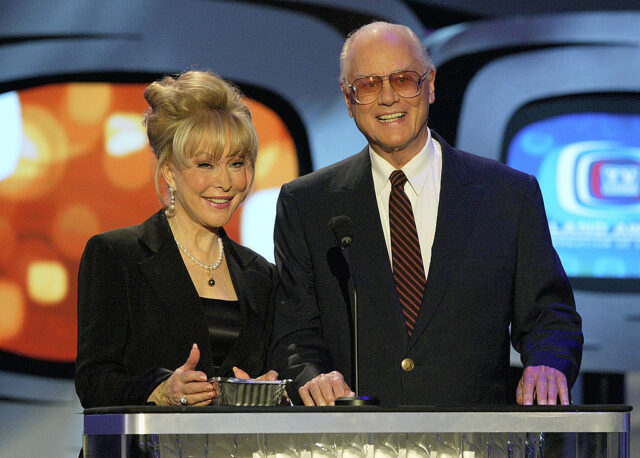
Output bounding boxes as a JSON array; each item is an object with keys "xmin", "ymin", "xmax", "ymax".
[{"xmin": 389, "ymin": 170, "xmax": 426, "ymax": 335}]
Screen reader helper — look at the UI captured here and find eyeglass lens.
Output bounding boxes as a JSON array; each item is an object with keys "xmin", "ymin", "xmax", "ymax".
[{"xmin": 352, "ymin": 71, "xmax": 424, "ymax": 103}]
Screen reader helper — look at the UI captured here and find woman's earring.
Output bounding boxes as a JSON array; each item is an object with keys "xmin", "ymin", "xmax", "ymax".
[{"xmin": 166, "ymin": 186, "xmax": 176, "ymax": 217}]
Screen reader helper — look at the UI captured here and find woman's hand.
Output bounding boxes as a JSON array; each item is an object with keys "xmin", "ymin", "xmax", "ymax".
[
  {"xmin": 148, "ymin": 343, "xmax": 217, "ymax": 406},
  {"xmin": 232, "ymin": 367, "xmax": 279, "ymax": 381}
]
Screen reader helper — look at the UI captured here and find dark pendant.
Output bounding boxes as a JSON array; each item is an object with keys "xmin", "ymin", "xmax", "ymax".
[{"xmin": 208, "ymin": 278, "xmax": 215, "ymax": 287}]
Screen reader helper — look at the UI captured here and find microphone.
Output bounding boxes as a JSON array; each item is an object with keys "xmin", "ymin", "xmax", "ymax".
[
  {"xmin": 328, "ymin": 216, "xmax": 379, "ymax": 406},
  {"xmin": 329, "ymin": 215, "xmax": 353, "ymax": 249}
]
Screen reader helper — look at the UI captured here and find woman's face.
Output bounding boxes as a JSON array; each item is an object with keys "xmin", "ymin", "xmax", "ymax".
[{"xmin": 163, "ymin": 143, "xmax": 252, "ymax": 230}]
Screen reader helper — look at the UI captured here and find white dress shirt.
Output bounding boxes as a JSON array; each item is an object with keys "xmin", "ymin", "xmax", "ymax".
[{"xmin": 370, "ymin": 128, "xmax": 443, "ymax": 278}]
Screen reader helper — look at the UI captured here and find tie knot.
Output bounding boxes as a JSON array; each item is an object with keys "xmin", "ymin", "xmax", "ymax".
[{"xmin": 390, "ymin": 170, "xmax": 408, "ymax": 188}]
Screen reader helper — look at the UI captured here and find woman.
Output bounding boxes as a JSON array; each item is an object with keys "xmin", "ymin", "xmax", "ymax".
[{"xmin": 75, "ymin": 70, "xmax": 278, "ymax": 408}]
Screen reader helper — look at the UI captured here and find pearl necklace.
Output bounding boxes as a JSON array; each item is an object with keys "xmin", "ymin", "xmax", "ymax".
[{"xmin": 174, "ymin": 235, "xmax": 224, "ymax": 287}]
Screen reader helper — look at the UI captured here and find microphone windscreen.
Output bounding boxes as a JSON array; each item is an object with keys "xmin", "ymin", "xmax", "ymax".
[{"xmin": 328, "ymin": 215, "xmax": 353, "ymax": 247}]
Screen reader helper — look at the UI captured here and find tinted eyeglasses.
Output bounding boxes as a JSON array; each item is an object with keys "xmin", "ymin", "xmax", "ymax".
[{"xmin": 346, "ymin": 70, "xmax": 430, "ymax": 105}]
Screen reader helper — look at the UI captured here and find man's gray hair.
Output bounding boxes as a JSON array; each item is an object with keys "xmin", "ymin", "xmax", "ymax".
[{"xmin": 339, "ymin": 22, "xmax": 435, "ymax": 83}]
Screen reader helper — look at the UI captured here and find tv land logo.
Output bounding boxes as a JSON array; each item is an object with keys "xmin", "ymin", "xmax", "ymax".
[
  {"xmin": 590, "ymin": 160, "xmax": 640, "ymax": 201},
  {"xmin": 558, "ymin": 141, "xmax": 640, "ymax": 216}
]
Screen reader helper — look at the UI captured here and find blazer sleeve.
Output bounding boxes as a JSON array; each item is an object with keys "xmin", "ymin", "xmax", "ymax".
[
  {"xmin": 510, "ymin": 176, "xmax": 583, "ymax": 386},
  {"xmin": 75, "ymin": 235, "xmax": 170, "ymax": 408},
  {"xmin": 271, "ymin": 183, "xmax": 334, "ymax": 403}
]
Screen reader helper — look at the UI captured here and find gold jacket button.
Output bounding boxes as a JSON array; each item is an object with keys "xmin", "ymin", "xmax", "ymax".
[{"xmin": 401, "ymin": 358, "xmax": 414, "ymax": 371}]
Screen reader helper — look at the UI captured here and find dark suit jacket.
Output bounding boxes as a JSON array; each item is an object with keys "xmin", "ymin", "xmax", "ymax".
[
  {"xmin": 271, "ymin": 131, "xmax": 583, "ymax": 406},
  {"xmin": 75, "ymin": 211, "xmax": 278, "ymax": 408}
]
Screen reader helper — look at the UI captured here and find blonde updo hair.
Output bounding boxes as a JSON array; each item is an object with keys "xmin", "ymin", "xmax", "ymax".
[{"xmin": 143, "ymin": 70, "xmax": 258, "ymax": 205}]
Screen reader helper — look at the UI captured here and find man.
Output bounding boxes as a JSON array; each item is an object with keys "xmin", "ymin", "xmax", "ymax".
[{"xmin": 272, "ymin": 22, "xmax": 583, "ymax": 407}]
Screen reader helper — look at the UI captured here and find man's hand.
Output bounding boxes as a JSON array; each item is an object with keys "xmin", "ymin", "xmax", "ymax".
[
  {"xmin": 298, "ymin": 371, "xmax": 354, "ymax": 406},
  {"xmin": 516, "ymin": 365, "xmax": 570, "ymax": 405}
]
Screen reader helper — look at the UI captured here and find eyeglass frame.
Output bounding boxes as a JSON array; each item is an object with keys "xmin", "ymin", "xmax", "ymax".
[{"xmin": 344, "ymin": 70, "xmax": 431, "ymax": 105}]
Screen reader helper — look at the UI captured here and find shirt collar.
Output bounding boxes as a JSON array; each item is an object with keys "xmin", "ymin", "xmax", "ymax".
[{"xmin": 370, "ymin": 128, "xmax": 436, "ymax": 197}]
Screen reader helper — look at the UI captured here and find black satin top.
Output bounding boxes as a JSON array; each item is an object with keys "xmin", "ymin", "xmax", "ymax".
[{"xmin": 200, "ymin": 297, "xmax": 241, "ymax": 368}]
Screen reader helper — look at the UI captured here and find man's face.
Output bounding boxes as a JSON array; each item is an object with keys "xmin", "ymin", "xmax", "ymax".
[{"xmin": 342, "ymin": 30, "xmax": 435, "ymax": 165}]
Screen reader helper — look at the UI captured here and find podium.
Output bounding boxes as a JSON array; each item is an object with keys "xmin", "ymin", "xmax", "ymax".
[{"xmin": 82, "ymin": 405, "xmax": 631, "ymax": 457}]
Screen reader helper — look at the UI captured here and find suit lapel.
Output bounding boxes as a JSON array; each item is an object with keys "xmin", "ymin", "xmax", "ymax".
[
  {"xmin": 332, "ymin": 150, "xmax": 409, "ymax": 351},
  {"xmin": 408, "ymin": 136, "xmax": 484, "ymax": 349},
  {"xmin": 136, "ymin": 217, "xmax": 269, "ymax": 377},
  {"xmin": 136, "ymin": 213, "xmax": 216, "ymax": 373},
  {"xmin": 216, "ymin": 235, "xmax": 268, "ymax": 376}
]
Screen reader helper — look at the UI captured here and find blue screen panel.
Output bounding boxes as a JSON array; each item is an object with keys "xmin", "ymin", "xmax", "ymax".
[{"xmin": 506, "ymin": 112, "xmax": 640, "ymax": 280}]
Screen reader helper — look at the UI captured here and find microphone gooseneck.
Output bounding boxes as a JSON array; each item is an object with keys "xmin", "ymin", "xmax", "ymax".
[
  {"xmin": 328, "ymin": 216, "xmax": 379, "ymax": 405},
  {"xmin": 328, "ymin": 215, "xmax": 358, "ymax": 396}
]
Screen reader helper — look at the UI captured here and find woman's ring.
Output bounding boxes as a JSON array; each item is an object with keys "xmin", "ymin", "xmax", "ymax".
[{"xmin": 179, "ymin": 395, "xmax": 188, "ymax": 406}]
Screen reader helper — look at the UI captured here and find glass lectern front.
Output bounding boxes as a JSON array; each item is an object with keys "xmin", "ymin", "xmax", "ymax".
[{"xmin": 82, "ymin": 405, "xmax": 631, "ymax": 457}]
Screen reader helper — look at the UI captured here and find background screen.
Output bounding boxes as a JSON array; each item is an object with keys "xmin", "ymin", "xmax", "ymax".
[
  {"xmin": 0, "ymin": 81, "xmax": 300, "ymax": 371},
  {"xmin": 505, "ymin": 100, "xmax": 640, "ymax": 289}
]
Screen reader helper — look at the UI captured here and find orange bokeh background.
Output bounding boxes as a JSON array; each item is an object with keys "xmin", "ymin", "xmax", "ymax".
[{"xmin": 0, "ymin": 82, "xmax": 299, "ymax": 363}]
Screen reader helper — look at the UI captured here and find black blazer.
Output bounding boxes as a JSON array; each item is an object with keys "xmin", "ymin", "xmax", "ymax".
[
  {"xmin": 75, "ymin": 211, "xmax": 278, "ymax": 408},
  {"xmin": 271, "ymin": 131, "xmax": 583, "ymax": 406}
]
